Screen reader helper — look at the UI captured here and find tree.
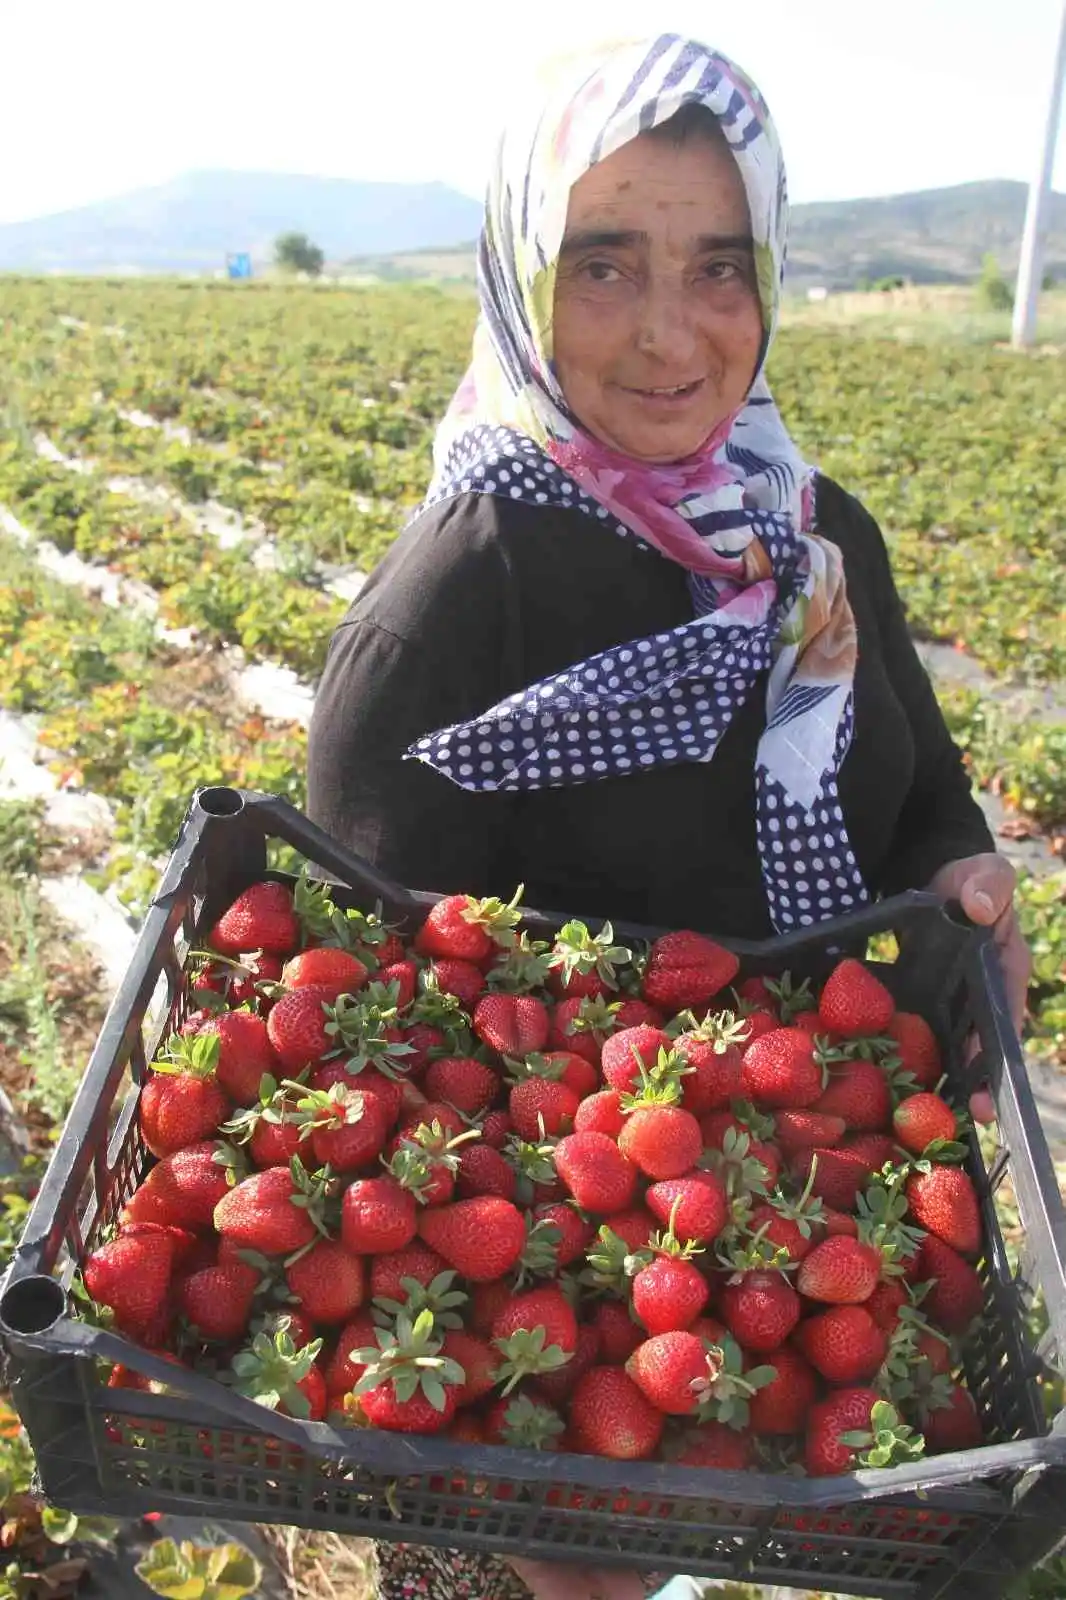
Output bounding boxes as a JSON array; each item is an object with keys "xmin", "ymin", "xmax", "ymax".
[
  {"xmin": 274, "ymin": 231, "xmax": 325, "ymax": 276},
  {"xmin": 976, "ymin": 253, "xmax": 1012, "ymax": 311}
]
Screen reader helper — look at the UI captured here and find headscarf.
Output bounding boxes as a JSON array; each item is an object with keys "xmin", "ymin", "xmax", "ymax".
[{"xmin": 405, "ymin": 34, "xmax": 868, "ymax": 933}]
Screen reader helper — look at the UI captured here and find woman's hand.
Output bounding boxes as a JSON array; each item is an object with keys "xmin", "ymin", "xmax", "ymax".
[
  {"xmin": 926, "ymin": 851, "xmax": 1032, "ymax": 1123},
  {"xmin": 507, "ymin": 1557, "xmax": 650, "ymax": 1599}
]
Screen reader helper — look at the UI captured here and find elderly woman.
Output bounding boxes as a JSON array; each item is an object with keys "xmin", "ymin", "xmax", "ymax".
[{"xmin": 307, "ymin": 32, "xmax": 1030, "ymax": 1600}]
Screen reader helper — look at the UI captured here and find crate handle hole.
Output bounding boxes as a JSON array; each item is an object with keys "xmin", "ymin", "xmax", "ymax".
[
  {"xmin": 195, "ymin": 787, "xmax": 245, "ymax": 819},
  {"xmin": 0, "ymin": 1274, "xmax": 67, "ymax": 1335}
]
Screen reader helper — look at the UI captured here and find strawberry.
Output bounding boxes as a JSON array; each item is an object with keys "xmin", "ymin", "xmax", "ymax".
[
  {"xmin": 360, "ymin": 1382, "xmax": 457, "ymax": 1433},
  {"xmin": 376, "ymin": 959, "xmax": 418, "ymax": 1010},
  {"xmin": 281, "ymin": 947, "xmax": 368, "ymax": 1001},
  {"xmin": 123, "ymin": 1220, "xmax": 204, "ymax": 1276},
  {"xmin": 384, "ymin": 1117, "xmax": 477, "ymax": 1206},
  {"xmin": 885, "ymin": 1012, "xmax": 941, "ymax": 1090},
  {"xmin": 533, "ymin": 1201, "xmax": 596, "ymax": 1266},
  {"xmin": 646, "ymin": 1172, "xmax": 728, "ymax": 1245},
  {"xmin": 700, "ymin": 1113, "xmax": 781, "ymax": 1193},
  {"xmin": 353, "ymin": 1307, "xmax": 465, "ymax": 1433},
  {"xmin": 842, "ymin": 1132, "xmax": 898, "ymax": 1169},
  {"xmin": 122, "ymin": 1140, "xmax": 241, "ymax": 1230},
  {"xmin": 905, "ymin": 1164, "xmax": 980, "ymax": 1257},
  {"xmin": 417, "ymin": 1195, "xmax": 527, "ymax": 1281},
  {"xmin": 468, "ymin": 1278, "xmax": 514, "ymax": 1337},
  {"xmin": 568, "ymin": 1367, "xmax": 664, "ymax": 1460},
  {"xmin": 456, "ymin": 1142, "xmax": 517, "ymax": 1201},
  {"xmin": 414, "ymin": 889, "xmax": 523, "ymax": 963},
  {"xmin": 820, "ymin": 1206, "xmax": 860, "ymax": 1238},
  {"xmin": 740, "ymin": 1028, "xmax": 824, "ymax": 1109},
  {"xmin": 546, "ymin": 996, "xmax": 608, "ymax": 1065},
  {"xmin": 614, "ymin": 998, "xmax": 666, "ymax": 1031},
  {"xmin": 674, "ymin": 1420, "xmax": 754, "ymax": 1469},
  {"xmin": 253, "ymin": 1307, "xmax": 315, "ymax": 1350},
  {"xmin": 631, "ymin": 1231, "xmax": 709, "ymax": 1335},
  {"xmin": 736, "ymin": 976, "xmax": 779, "ymax": 1011},
  {"xmin": 795, "ymin": 1305, "xmax": 888, "ymax": 1383},
  {"xmin": 553, "ymin": 1132, "xmax": 638, "ymax": 1214},
  {"xmin": 817, "ymin": 959, "xmax": 895, "ymax": 1038},
  {"xmin": 286, "ymin": 1238, "xmax": 365, "ymax": 1324},
  {"xmin": 772, "ymin": 1109, "xmax": 846, "ymax": 1155},
  {"xmin": 210, "ymin": 881, "xmax": 298, "ymax": 956},
  {"xmin": 397, "ymin": 1021, "xmax": 446, "ymax": 1079},
  {"xmin": 535, "ymin": 1050, "xmax": 600, "ymax": 1099},
  {"xmin": 805, "ymin": 1386, "xmax": 880, "ymax": 1475},
  {"xmin": 484, "ymin": 1393, "xmax": 567, "ymax": 1450},
  {"xmin": 747, "ymin": 1346, "xmax": 817, "ymax": 1435},
  {"xmin": 311, "ymin": 1061, "xmax": 404, "ymax": 1126},
  {"xmin": 177, "ymin": 1262, "xmax": 258, "ymax": 1342},
  {"xmin": 296, "ymin": 1082, "xmax": 391, "ymax": 1172},
  {"xmin": 673, "ymin": 1012, "xmax": 749, "ymax": 1112},
  {"xmin": 441, "ymin": 1330, "xmax": 501, "ymax": 1407},
  {"xmin": 140, "ymin": 1043, "xmax": 230, "ymax": 1159},
  {"xmin": 744, "ymin": 1204, "xmax": 814, "ymax": 1265},
  {"xmin": 626, "ymin": 1331, "xmax": 719, "ymax": 1415},
  {"xmin": 427, "ymin": 958, "xmax": 486, "ymax": 1011},
  {"xmin": 369, "ymin": 1241, "xmax": 449, "ymax": 1304},
  {"xmin": 195, "ymin": 1011, "xmax": 279, "ymax": 1105},
  {"xmin": 599, "ymin": 1025, "xmax": 674, "ymax": 1092},
  {"xmin": 719, "ymin": 1271, "xmax": 800, "ymax": 1353},
  {"xmin": 641, "ymin": 931, "xmax": 739, "ymax": 1014},
  {"xmin": 342, "ymin": 1175, "xmax": 418, "ymax": 1254},
  {"xmin": 591, "ymin": 1300, "xmax": 643, "ymax": 1364},
  {"xmin": 479, "ymin": 1108, "xmax": 513, "ymax": 1147},
  {"xmin": 573, "ymin": 1087, "xmax": 625, "ymax": 1137},
  {"xmin": 324, "ymin": 1310, "xmax": 379, "ymax": 1397},
  {"xmin": 893, "ymin": 1093, "xmax": 957, "ymax": 1155},
  {"xmin": 814, "ymin": 1058, "xmax": 892, "ymax": 1132},
  {"xmin": 600, "ymin": 1207, "xmax": 657, "ymax": 1253},
  {"xmin": 509, "ymin": 1074, "xmax": 580, "ymax": 1141},
  {"xmin": 796, "ymin": 1236, "xmax": 882, "ymax": 1304},
  {"xmin": 618, "ymin": 1101, "xmax": 702, "ymax": 1181},
  {"xmin": 866, "ymin": 1278, "xmax": 908, "ymax": 1331},
  {"xmin": 423, "ymin": 1056, "xmax": 500, "ymax": 1116},
  {"xmin": 84, "ymin": 1229, "xmax": 174, "ymax": 1336},
  {"xmin": 910, "ymin": 1236, "xmax": 984, "ymax": 1333},
  {"xmin": 221, "ymin": 1074, "xmax": 304, "ymax": 1168},
  {"xmin": 213, "ymin": 1160, "xmax": 325, "ymax": 1255},
  {"xmin": 473, "ymin": 993, "xmax": 549, "ymax": 1057},
  {"xmin": 921, "ymin": 1382, "xmax": 982, "ymax": 1453},
  {"xmin": 532, "ymin": 1322, "xmax": 602, "ymax": 1405},
  {"xmin": 791, "ymin": 1147, "xmax": 871, "ymax": 1211},
  {"xmin": 398, "ymin": 1101, "xmax": 467, "ymax": 1142},
  {"xmin": 266, "ymin": 985, "xmax": 336, "ymax": 1073},
  {"xmin": 492, "ymin": 1286, "xmax": 578, "ymax": 1390},
  {"xmin": 547, "ymin": 919, "xmax": 630, "ymax": 1000}
]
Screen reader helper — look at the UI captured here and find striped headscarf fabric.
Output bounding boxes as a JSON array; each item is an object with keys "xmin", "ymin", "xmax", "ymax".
[{"xmin": 405, "ymin": 34, "xmax": 869, "ymax": 933}]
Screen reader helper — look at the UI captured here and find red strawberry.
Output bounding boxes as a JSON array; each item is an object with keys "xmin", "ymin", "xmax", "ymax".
[
  {"xmin": 324, "ymin": 1310, "xmax": 379, "ymax": 1397},
  {"xmin": 886, "ymin": 1012, "xmax": 941, "ymax": 1090},
  {"xmin": 646, "ymin": 1172, "xmax": 728, "ymax": 1246},
  {"xmin": 740, "ymin": 1028, "xmax": 824, "ymax": 1109},
  {"xmin": 479, "ymin": 1108, "xmax": 513, "ymax": 1148},
  {"xmin": 820, "ymin": 1206, "xmax": 860, "ymax": 1238},
  {"xmin": 140, "ymin": 1057, "xmax": 230, "ymax": 1160},
  {"xmin": 399, "ymin": 1100, "xmax": 467, "ymax": 1141},
  {"xmin": 916, "ymin": 1328, "xmax": 953, "ymax": 1376},
  {"xmin": 417, "ymin": 1196, "xmax": 527, "ymax": 1281},
  {"xmin": 249, "ymin": 1115, "xmax": 304, "ymax": 1170},
  {"xmin": 311, "ymin": 1061, "xmax": 404, "ymax": 1125},
  {"xmin": 509, "ymin": 1076, "xmax": 580, "ymax": 1141},
  {"xmin": 553, "ymin": 1132, "xmax": 637, "ymax": 1214},
  {"xmin": 842, "ymin": 1132, "xmax": 898, "ymax": 1170},
  {"xmin": 773, "ymin": 1109, "xmax": 846, "ymax": 1155},
  {"xmin": 795, "ymin": 1305, "xmax": 888, "ymax": 1383},
  {"xmin": 641, "ymin": 931, "xmax": 739, "ymax": 1014},
  {"xmin": 456, "ymin": 1142, "xmax": 517, "ymax": 1201},
  {"xmin": 84, "ymin": 1229, "xmax": 174, "ymax": 1336},
  {"xmin": 539, "ymin": 1050, "xmax": 599, "ymax": 1099},
  {"xmin": 266, "ymin": 985, "xmax": 336, "ymax": 1073},
  {"xmin": 805, "ymin": 1386, "xmax": 881, "ymax": 1475},
  {"xmin": 414, "ymin": 890, "xmax": 522, "ymax": 963},
  {"xmin": 210, "ymin": 881, "xmax": 298, "ymax": 956},
  {"xmin": 618, "ymin": 1103, "xmax": 703, "ymax": 1181},
  {"xmin": 473, "ymin": 993, "xmax": 549, "ymax": 1057},
  {"xmin": 285, "ymin": 1237, "xmax": 365, "ymax": 1324},
  {"xmin": 866, "ymin": 1278, "xmax": 908, "ymax": 1331},
  {"xmin": 675, "ymin": 1420, "xmax": 754, "ymax": 1469},
  {"xmin": 342, "ymin": 1175, "xmax": 418, "ymax": 1255},
  {"xmin": 122, "ymin": 1140, "xmax": 240, "ymax": 1230},
  {"xmin": 736, "ymin": 976, "xmax": 779, "ymax": 1011},
  {"xmin": 533, "ymin": 1201, "xmax": 596, "ymax": 1266},
  {"xmin": 922, "ymin": 1383, "xmax": 982, "ymax": 1453},
  {"xmin": 745, "ymin": 1204, "xmax": 814, "ymax": 1265},
  {"xmin": 626, "ymin": 1331, "xmax": 717, "ymax": 1415},
  {"xmin": 814, "ymin": 1059, "xmax": 892, "ymax": 1132},
  {"xmin": 253, "ymin": 1306, "xmax": 315, "ymax": 1349},
  {"xmin": 893, "ymin": 1093, "xmax": 957, "ymax": 1155},
  {"xmin": 423, "ymin": 1056, "xmax": 499, "ymax": 1116},
  {"xmin": 360, "ymin": 1383, "xmax": 458, "ymax": 1434},
  {"xmin": 213, "ymin": 1163, "xmax": 323, "ymax": 1254},
  {"xmin": 369, "ymin": 1241, "xmax": 448, "ymax": 1304},
  {"xmin": 906, "ymin": 1164, "xmax": 981, "ymax": 1257},
  {"xmin": 614, "ymin": 998, "xmax": 665, "ymax": 1030},
  {"xmin": 547, "ymin": 919, "xmax": 630, "ymax": 1000},
  {"xmin": 546, "ymin": 996, "xmax": 606, "ymax": 1066},
  {"xmin": 591, "ymin": 1300, "xmax": 643, "ymax": 1364},
  {"xmin": 791, "ymin": 1147, "xmax": 871, "ymax": 1211},
  {"xmin": 573, "ymin": 1088, "xmax": 625, "ymax": 1137},
  {"xmin": 304, "ymin": 1084, "xmax": 391, "ymax": 1172},
  {"xmin": 281, "ymin": 947, "xmax": 368, "ymax": 1001},
  {"xmin": 910, "ymin": 1235, "xmax": 984, "ymax": 1332},
  {"xmin": 442, "ymin": 1329, "xmax": 501, "ymax": 1407},
  {"xmin": 817, "ymin": 960, "xmax": 895, "ymax": 1038},
  {"xmin": 568, "ymin": 1367, "xmax": 663, "ymax": 1459},
  {"xmin": 599, "ymin": 1025, "xmax": 673, "ymax": 1093},
  {"xmin": 632, "ymin": 1253, "xmax": 709, "ymax": 1336},
  {"xmin": 796, "ymin": 1236, "xmax": 882, "ymax": 1304},
  {"xmin": 177, "ymin": 1262, "xmax": 258, "ymax": 1342},
  {"xmin": 719, "ymin": 1271, "xmax": 801, "ymax": 1353},
  {"xmin": 469, "ymin": 1278, "xmax": 514, "ymax": 1337},
  {"xmin": 195, "ymin": 1011, "xmax": 279, "ymax": 1105},
  {"xmin": 532, "ymin": 1322, "xmax": 602, "ymax": 1405},
  {"xmin": 673, "ymin": 1012, "xmax": 749, "ymax": 1112},
  {"xmin": 748, "ymin": 1346, "xmax": 817, "ymax": 1435},
  {"xmin": 428, "ymin": 958, "xmax": 485, "ymax": 1011},
  {"xmin": 492, "ymin": 1287, "xmax": 578, "ymax": 1388},
  {"xmin": 401, "ymin": 1021, "xmax": 447, "ymax": 1079}
]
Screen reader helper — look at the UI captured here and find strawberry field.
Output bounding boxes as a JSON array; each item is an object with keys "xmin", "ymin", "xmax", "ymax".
[{"xmin": 1, "ymin": 275, "xmax": 1066, "ymax": 1596}]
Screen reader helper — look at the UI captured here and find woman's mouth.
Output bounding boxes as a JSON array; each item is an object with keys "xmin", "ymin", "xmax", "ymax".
[{"xmin": 620, "ymin": 378, "xmax": 705, "ymax": 405}]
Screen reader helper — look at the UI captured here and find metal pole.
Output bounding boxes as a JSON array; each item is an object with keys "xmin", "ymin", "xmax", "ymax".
[{"xmin": 1011, "ymin": 0, "xmax": 1066, "ymax": 348}]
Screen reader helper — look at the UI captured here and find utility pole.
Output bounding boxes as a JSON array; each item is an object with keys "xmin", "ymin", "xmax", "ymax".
[{"xmin": 1011, "ymin": 0, "xmax": 1066, "ymax": 348}]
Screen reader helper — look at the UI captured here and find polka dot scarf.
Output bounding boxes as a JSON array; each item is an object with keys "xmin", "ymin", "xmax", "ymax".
[{"xmin": 405, "ymin": 34, "xmax": 869, "ymax": 932}]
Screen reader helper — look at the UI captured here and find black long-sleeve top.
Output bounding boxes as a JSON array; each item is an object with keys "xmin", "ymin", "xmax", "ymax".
[{"xmin": 306, "ymin": 474, "xmax": 993, "ymax": 940}]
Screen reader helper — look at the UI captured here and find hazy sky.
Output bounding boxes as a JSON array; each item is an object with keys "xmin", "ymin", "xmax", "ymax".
[{"xmin": 2, "ymin": 0, "xmax": 1064, "ymax": 225}]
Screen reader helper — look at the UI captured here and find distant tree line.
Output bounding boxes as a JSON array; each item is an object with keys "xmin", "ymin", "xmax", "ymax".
[{"xmin": 274, "ymin": 232, "xmax": 324, "ymax": 276}]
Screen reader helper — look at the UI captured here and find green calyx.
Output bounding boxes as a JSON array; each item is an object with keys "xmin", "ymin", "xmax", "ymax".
[
  {"xmin": 409, "ymin": 978, "xmax": 473, "ymax": 1046},
  {"xmin": 493, "ymin": 1393, "xmax": 566, "ymax": 1450},
  {"xmin": 855, "ymin": 1168, "xmax": 925, "ymax": 1269},
  {"xmin": 286, "ymin": 1079, "xmax": 372, "ymax": 1133},
  {"xmin": 693, "ymin": 1334, "xmax": 777, "ymax": 1430},
  {"xmin": 762, "ymin": 972, "xmax": 815, "ymax": 1025},
  {"xmin": 699, "ymin": 1126, "xmax": 772, "ymax": 1201},
  {"xmin": 840, "ymin": 1399, "xmax": 926, "ymax": 1468},
  {"xmin": 505, "ymin": 1132, "xmax": 558, "ymax": 1206},
  {"xmin": 154, "ymin": 1029, "xmax": 221, "ymax": 1079},
  {"xmin": 650, "ymin": 1198, "xmax": 705, "ymax": 1264},
  {"xmin": 283, "ymin": 1153, "xmax": 333, "ymax": 1237},
  {"xmin": 229, "ymin": 1327, "xmax": 324, "ymax": 1420},
  {"xmin": 493, "ymin": 1326, "xmax": 573, "ymax": 1395},
  {"xmin": 619, "ymin": 1052, "xmax": 690, "ymax": 1112},
  {"xmin": 549, "ymin": 919, "xmax": 631, "ymax": 989},
  {"xmin": 220, "ymin": 1073, "xmax": 299, "ymax": 1144},
  {"xmin": 668, "ymin": 1008, "xmax": 753, "ymax": 1052},
  {"xmin": 582, "ymin": 1224, "xmax": 652, "ymax": 1295},
  {"xmin": 718, "ymin": 1222, "xmax": 794, "ymax": 1274},
  {"xmin": 564, "ymin": 995, "xmax": 620, "ymax": 1036},
  {"xmin": 505, "ymin": 1052, "xmax": 566, "ymax": 1084},
  {"xmin": 292, "ymin": 869, "xmax": 389, "ymax": 962},
  {"xmin": 353, "ymin": 1308, "xmax": 465, "ymax": 1411},
  {"xmin": 487, "ymin": 932, "xmax": 555, "ymax": 994},
  {"xmin": 210, "ymin": 1140, "xmax": 248, "ymax": 1187},
  {"xmin": 373, "ymin": 1269, "xmax": 468, "ymax": 1332},
  {"xmin": 321, "ymin": 993, "xmax": 415, "ymax": 1076},
  {"xmin": 384, "ymin": 1123, "xmax": 480, "ymax": 1201},
  {"xmin": 461, "ymin": 885, "xmax": 525, "ymax": 949}
]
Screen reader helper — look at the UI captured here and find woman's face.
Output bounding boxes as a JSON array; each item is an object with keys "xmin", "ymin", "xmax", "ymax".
[{"xmin": 552, "ymin": 128, "xmax": 764, "ymax": 463}]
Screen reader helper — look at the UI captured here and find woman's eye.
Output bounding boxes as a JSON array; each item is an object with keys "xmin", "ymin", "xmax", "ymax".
[
  {"xmin": 704, "ymin": 259, "xmax": 740, "ymax": 281},
  {"xmin": 581, "ymin": 259, "xmax": 622, "ymax": 283}
]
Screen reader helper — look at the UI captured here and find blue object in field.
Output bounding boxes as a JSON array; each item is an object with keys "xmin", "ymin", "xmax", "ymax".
[{"xmin": 226, "ymin": 252, "xmax": 252, "ymax": 280}]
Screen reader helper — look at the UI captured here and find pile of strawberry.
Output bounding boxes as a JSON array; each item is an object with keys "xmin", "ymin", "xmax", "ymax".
[{"xmin": 82, "ymin": 874, "xmax": 989, "ymax": 1480}]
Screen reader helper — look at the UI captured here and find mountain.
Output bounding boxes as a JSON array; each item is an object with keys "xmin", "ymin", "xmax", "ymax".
[{"xmin": 0, "ymin": 171, "xmax": 484, "ymax": 273}]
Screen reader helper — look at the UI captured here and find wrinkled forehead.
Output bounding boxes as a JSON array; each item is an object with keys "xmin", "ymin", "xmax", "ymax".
[{"xmin": 496, "ymin": 35, "xmax": 786, "ymax": 279}]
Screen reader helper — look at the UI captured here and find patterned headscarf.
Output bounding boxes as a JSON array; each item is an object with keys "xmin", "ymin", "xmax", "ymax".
[{"xmin": 405, "ymin": 34, "xmax": 868, "ymax": 933}]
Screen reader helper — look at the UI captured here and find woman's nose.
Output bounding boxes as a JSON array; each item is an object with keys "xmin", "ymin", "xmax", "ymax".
[{"xmin": 634, "ymin": 277, "xmax": 699, "ymax": 364}]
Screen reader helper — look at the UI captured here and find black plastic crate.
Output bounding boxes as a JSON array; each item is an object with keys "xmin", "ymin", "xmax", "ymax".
[{"xmin": 3, "ymin": 784, "xmax": 1066, "ymax": 1599}]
